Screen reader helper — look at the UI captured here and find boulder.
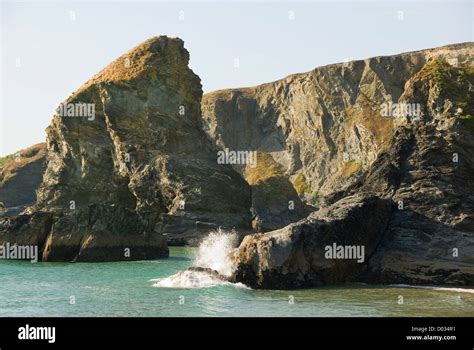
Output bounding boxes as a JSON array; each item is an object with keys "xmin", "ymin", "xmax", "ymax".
[{"xmin": 231, "ymin": 195, "xmax": 392, "ymax": 289}]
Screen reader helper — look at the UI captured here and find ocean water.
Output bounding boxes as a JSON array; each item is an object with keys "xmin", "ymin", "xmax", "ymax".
[{"xmin": 1, "ymin": 243, "xmax": 473, "ymax": 317}]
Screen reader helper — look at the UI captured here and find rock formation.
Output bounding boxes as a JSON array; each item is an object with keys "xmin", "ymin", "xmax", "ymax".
[
  {"xmin": 202, "ymin": 43, "xmax": 473, "ymax": 207},
  {"xmin": 231, "ymin": 195, "xmax": 392, "ymax": 289},
  {"xmin": 212, "ymin": 43, "xmax": 474, "ymax": 288},
  {"xmin": 1, "ymin": 37, "xmax": 472, "ymax": 288},
  {"xmin": 0, "ymin": 36, "xmax": 252, "ymax": 261},
  {"xmin": 0, "ymin": 143, "xmax": 46, "ymax": 214}
]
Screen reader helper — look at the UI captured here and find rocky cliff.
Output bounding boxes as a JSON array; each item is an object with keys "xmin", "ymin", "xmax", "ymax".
[
  {"xmin": 203, "ymin": 43, "xmax": 474, "ymax": 288},
  {"xmin": 0, "ymin": 36, "xmax": 252, "ymax": 261},
  {"xmin": 202, "ymin": 43, "xmax": 473, "ymax": 207},
  {"xmin": 1, "ymin": 38, "xmax": 473, "ymax": 286},
  {"xmin": 0, "ymin": 143, "xmax": 46, "ymax": 213}
]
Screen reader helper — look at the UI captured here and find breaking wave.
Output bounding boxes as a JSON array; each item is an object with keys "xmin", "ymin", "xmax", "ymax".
[
  {"xmin": 193, "ymin": 229, "xmax": 238, "ymax": 277},
  {"xmin": 151, "ymin": 270, "xmax": 222, "ymax": 289},
  {"xmin": 151, "ymin": 229, "xmax": 248, "ymax": 289}
]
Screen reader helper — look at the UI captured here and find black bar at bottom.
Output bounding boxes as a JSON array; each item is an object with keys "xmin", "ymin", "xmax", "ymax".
[{"xmin": 0, "ymin": 317, "xmax": 472, "ymax": 348}]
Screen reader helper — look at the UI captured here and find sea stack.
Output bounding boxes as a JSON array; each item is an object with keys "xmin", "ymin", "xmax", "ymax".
[{"xmin": 0, "ymin": 36, "xmax": 252, "ymax": 261}]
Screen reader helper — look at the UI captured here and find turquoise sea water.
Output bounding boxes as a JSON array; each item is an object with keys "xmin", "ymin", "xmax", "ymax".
[{"xmin": 1, "ymin": 247, "xmax": 473, "ymax": 317}]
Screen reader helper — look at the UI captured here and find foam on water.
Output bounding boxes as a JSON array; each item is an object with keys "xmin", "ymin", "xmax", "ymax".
[
  {"xmin": 151, "ymin": 270, "xmax": 225, "ymax": 288},
  {"xmin": 389, "ymin": 284, "xmax": 474, "ymax": 294},
  {"xmin": 151, "ymin": 270, "xmax": 248, "ymax": 289},
  {"xmin": 152, "ymin": 229, "xmax": 248, "ymax": 289}
]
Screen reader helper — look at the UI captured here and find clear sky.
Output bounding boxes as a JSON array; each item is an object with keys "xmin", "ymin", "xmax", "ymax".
[{"xmin": 1, "ymin": 0, "xmax": 472, "ymax": 156}]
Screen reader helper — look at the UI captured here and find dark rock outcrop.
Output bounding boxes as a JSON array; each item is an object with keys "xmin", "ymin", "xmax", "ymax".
[
  {"xmin": 243, "ymin": 152, "xmax": 311, "ymax": 232},
  {"xmin": 0, "ymin": 206, "xmax": 167, "ymax": 262},
  {"xmin": 186, "ymin": 266, "xmax": 229, "ymax": 281},
  {"xmin": 0, "ymin": 143, "xmax": 46, "ymax": 214},
  {"xmin": 358, "ymin": 59, "xmax": 474, "ymax": 286},
  {"xmin": 231, "ymin": 195, "xmax": 392, "ymax": 289}
]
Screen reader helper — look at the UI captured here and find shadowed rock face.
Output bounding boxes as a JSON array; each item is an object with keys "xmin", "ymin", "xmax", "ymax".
[
  {"xmin": 227, "ymin": 43, "xmax": 474, "ymax": 288},
  {"xmin": 0, "ymin": 36, "xmax": 252, "ymax": 261},
  {"xmin": 0, "ymin": 143, "xmax": 46, "ymax": 212},
  {"xmin": 231, "ymin": 195, "xmax": 392, "ymax": 289}
]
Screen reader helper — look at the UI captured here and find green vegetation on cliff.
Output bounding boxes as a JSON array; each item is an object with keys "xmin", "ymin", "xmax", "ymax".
[
  {"xmin": 244, "ymin": 152, "xmax": 284, "ymax": 185},
  {"xmin": 244, "ymin": 152, "xmax": 294, "ymax": 203},
  {"xmin": 0, "ymin": 154, "xmax": 14, "ymax": 167},
  {"xmin": 292, "ymin": 172, "xmax": 311, "ymax": 194},
  {"xmin": 341, "ymin": 161, "xmax": 362, "ymax": 177},
  {"xmin": 418, "ymin": 59, "xmax": 474, "ymax": 113}
]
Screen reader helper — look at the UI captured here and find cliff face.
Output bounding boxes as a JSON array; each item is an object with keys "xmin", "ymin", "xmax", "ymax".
[
  {"xmin": 361, "ymin": 59, "xmax": 474, "ymax": 285},
  {"xmin": 1, "ymin": 38, "xmax": 472, "ymax": 285},
  {"xmin": 214, "ymin": 43, "xmax": 474, "ymax": 288},
  {"xmin": 0, "ymin": 36, "xmax": 252, "ymax": 261},
  {"xmin": 202, "ymin": 44, "xmax": 473, "ymax": 207},
  {"xmin": 0, "ymin": 143, "xmax": 46, "ymax": 211}
]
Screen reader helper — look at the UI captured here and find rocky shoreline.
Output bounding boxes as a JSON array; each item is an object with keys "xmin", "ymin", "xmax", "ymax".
[{"xmin": 1, "ymin": 37, "xmax": 473, "ymax": 288}]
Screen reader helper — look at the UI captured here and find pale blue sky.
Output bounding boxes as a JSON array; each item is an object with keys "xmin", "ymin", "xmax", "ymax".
[{"xmin": 1, "ymin": 0, "xmax": 472, "ymax": 156}]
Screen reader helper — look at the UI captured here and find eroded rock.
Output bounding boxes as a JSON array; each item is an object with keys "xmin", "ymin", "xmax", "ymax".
[
  {"xmin": 231, "ymin": 195, "xmax": 392, "ymax": 289},
  {"xmin": 0, "ymin": 143, "xmax": 46, "ymax": 212},
  {"xmin": 229, "ymin": 44, "xmax": 474, "ymax": 288},
  {"xmin": 0, "ymin": 36, "xmax": 252, "ymax": 261}
]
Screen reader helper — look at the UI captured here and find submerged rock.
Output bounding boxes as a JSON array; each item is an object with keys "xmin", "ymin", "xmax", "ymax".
[
  {"xmin": 186, "ymin": 266, "xmax": 228, "ymax": 281},
  {"xmin": 152, "ymin": 267, "xmax": 231, "ymax": 288}
]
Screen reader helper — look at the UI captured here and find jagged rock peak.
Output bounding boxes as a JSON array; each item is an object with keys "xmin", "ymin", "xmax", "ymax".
[{"xmin": 75, "ymin": 36, "xmax": 198, "ymax": 96}]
